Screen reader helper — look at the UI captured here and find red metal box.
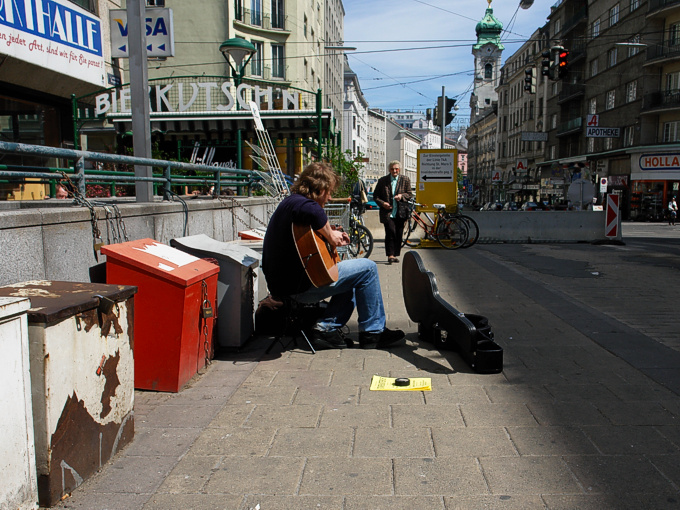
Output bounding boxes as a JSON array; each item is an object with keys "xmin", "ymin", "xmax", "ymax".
[{"xmin": 101, "ymin": 238, "xmax": 218, "ymax": 392}]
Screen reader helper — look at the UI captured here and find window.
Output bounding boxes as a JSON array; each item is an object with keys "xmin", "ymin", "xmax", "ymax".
[
  {"xmin": 623, "ymin": 126, "xmax": 634, "ymax": 147},
  {"xmin": 552, "ymin": 82, "xmax": 558, "ymax": 96},
  {"xmin": 251, "ymin": 41, "xmax": 263, "ymax": 76},
  {"xmin": 587, "ymin": 137, "xmax": 595, "ymax": 153},
  {"xmin": 235, "ymin": 0, "xmax": 243, "ymax": 20},
  {"xmin": 592, "ymin": 19, "xmax": 600, "ymax": 38},
  {"xmin": 609, "ymin": 4, "xmax": 619, "ymax": 27},
  {"xmin": 630, "ymin": 0, "xmax": 639, "ymax": 11},
  {"xmin": 604, "ymin": 138, "xmax": 613, "ymax": 150},
  {"xmin": 626, "ymin": 81, "xmax": 637, "ymax": 102},
  {"xmin": 146, "ymin": 0, "xmax": 164, "ymax": 5},
  {"xmin": 628, "ymin": 35, "xmax": 641, "ymax": 57},
  {"xmin": 304, "ymin": 15, "xmax": 308, "ymax": 37},
  {"xmin": 589, "ymin": 97, "xmax": 597, "ymax": 114},
  {"xmin": 71, "ymin": 0, "xmax": 96, "ymax": 11},
  {"xmin": 551, "ymin": 113, "xmax": 557, "ymax": 129},
  {"xmin": 608, "ymin": 48, "xmax": 618, "ymax": 68},
  {"xmin": 670, "ymin": 23, "xmax": 680, "ymax": 47},
  {"xmin": 550, "ymin": 145, "xmax": 556, "ymax": 159},
  {"xmin": 667, "ymin": 71, "xmax": 680, "ymax": 92},
  {"xmin": 272, "ymin": 44, "xmax": 285, "ymax": 78},
  {"xmin": 553, "ymin": 18, "xmax": 561, "ymax": 35},
  {"xmin": 271, "ymin": 0, "xmax": 285, "ymax": 29},
  {"xmin": 590, "ymin": 59, "xmax": 598, "ymax": 77},
  {"xmin": 485, "ymin": 63, "xmax": 493, "ymax": 79},
  {"xmin": 664, "ymin": 121, "xmax": 680, "ymax": 142},
  {"xmin": 251, "ymin": 0, "xmax": 262, "ymax": 25},
  {"xmin": 606, "ymin": 89, "xmax": 616, "ymax": 110}
]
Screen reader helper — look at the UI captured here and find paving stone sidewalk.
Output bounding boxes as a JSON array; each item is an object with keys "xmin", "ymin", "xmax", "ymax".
[{"xmin": 55, "ymin": 241, "xmax": 680, "ymax": 510}]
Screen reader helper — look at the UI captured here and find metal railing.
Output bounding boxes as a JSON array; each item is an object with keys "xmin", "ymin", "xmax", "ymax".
[
  {"xmin": 557, "ymin": 117, "xmax": 583, "ymax": 135},
  {"xmin": 0, "ymin": 141, "xmax": 258, "ymax": 201},
  {"xmin": 642, "ymin": 89, "xmax": 680, "ymax": 111}
]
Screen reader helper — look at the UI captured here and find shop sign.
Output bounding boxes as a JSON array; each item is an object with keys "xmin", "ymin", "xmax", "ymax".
[
  {"xmin": 586, "ymin": 126, "xmax": 620, "ymax": 138},
  {"xmin": 638, "ymin": 153, "xmax": 680, "ymax": 171},
  {"xmin": 109, "ymin": 8, "xmax": 174, "ymax": 58},
  {"xmin": 0, "ymin": 0, "xmax": 105, "ymax": 85},
  {"xmin": 94, "ymin": 82, "xmax": 300, "ymax": 116}
]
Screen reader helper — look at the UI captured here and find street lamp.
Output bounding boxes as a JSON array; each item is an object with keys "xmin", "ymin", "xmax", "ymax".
[
  {"xmin": 219, "ymin": 38, "xmax": 257, "ymax": 171},
  {"xmin": 219, "ymin": 37, "xmax": 257, "ymax": 100}
]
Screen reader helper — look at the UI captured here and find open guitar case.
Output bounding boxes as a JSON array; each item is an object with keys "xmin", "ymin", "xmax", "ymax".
[{"xmin": 402, "ymin": 251, "xmax": 503, "ymax": 374}]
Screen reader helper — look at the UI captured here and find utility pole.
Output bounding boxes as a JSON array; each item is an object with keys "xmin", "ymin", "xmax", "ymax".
[
  {"xmin": 440, "ymin": 86, "xmax": 445, "ymax": 149},
  {"xmin": 127, "ymin": 0, "xmax": 153, "ymax": 202}
]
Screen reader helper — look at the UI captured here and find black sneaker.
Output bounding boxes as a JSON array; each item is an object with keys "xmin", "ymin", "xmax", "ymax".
[
  {"xmin": 311, "ymin": 329, "xmax": 352, "ymax": 350},
  {"xmin": 359, "ymin": 327, "xmax": 405, "ymax": 349}
]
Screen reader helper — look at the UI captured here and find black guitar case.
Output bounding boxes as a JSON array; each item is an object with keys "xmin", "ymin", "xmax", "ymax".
[{"xmin": 402, "ymin": 251, "xmax": 503, "ymax": 374}]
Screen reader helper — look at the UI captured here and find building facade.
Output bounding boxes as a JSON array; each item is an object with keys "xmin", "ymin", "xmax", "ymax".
[
  {"xmin": 495, "ymin": 28, "xmax": 549, "ymax": 205},
  {"xmin": 343, "ymin": 55, "xmax": 369, "ymax": 157},
  {"xmin": 386, "ymin": 116, "xmax": 420, "ymax": 186},
  {"xmin": 0, "ymin": 0, "xmax": 122, "ymax": 199},
  {"xmin": 365, "ymin": 108, "xmax": 387, "ymax": 189}
]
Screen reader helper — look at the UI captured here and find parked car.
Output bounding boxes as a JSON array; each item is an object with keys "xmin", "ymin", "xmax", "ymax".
[
  {"xmin": 520, "ymin": 202, "xmax": 538, "ymax": 211},
  {"xmin": 502, "ymin": 201, "xmax": 518, "ymax": 211},
  {"xmin": 364, "ymin": 192, "xmax": 379, "ymax": 210}
]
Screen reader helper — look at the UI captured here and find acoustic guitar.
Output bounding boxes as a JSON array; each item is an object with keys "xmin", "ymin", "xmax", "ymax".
[{"xmin": 292, "ymin": 223, "xmax": 340, "ymax": 287}]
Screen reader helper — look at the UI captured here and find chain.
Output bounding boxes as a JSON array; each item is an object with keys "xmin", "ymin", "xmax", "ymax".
[
  {"xmin": 112, "ymin": 204, "xmax": 130, "ymax": 242},
  {"xmin": 59, "ymin": 172, "xmax": 104, "ymax": 259},
  {"xmin": 201, "ymin": 279, "xmax": 212, "ymax": 367},
  {"xmin": 216, "ymin": 195, "xmax": 276, "ymax": 230}
]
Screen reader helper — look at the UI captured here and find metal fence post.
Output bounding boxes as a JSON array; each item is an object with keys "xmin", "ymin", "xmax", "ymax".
[
  {"xmin": 75, "ymin": 156, "xmax": 86, "ymax": 196},
  {"xmin": 163, "ymin": 166, "xmax": 171, "ymax": 200}
]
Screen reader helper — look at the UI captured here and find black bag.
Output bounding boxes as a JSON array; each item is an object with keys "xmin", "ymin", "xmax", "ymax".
[
  {"xmin": 396, "ymin": 200, "xmax": 411, "ymax": 219},
  {"xmin": 255, "ymin": 295, "xmax": 327, "ymax": 337}
]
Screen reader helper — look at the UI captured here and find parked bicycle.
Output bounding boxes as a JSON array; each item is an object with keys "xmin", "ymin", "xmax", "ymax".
[
  {"xmin": 348, "ymin": 197, "xmax": 374, "ymax": 258},
  {"xmin": 401, "ymin": 198, "xmax": 478, "ymax": 249}
]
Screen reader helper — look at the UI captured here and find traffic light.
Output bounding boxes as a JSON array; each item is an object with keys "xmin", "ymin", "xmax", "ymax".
[
  {"xmin": 444, "ymin": 96, "xmax": 456, "ymax": 126},
  {"xmin": 426, "ymin": 108, "xmax": 432, "ymax": 121},
  {"xmin": 557, "ymin": 48, "xmax": 569, "ymax": 79},
  {"xmin": 524, "ymin": 67, "xmax": 536, "ymax": 94},
  {"xmin": 433, "ymin": 105, "xmax": 441, "ymax": 126},
  {"xmin": 541, "ymin": 49, "xmax": 552, "ymax": 79}
]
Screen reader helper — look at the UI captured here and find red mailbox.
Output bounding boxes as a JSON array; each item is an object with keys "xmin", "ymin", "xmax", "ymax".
[{"xmin": 102, "ymin": 238, "xmax": 219, "ymax": 392}]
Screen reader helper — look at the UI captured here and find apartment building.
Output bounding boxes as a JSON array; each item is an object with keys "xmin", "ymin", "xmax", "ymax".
[
  {"xmin": 343, "ymin": 55, "xmax": 368, "ymax": 157},
  {"xmin": 386, "ymin": 116, "xmax": 420, "ymax": 186},
  {"xmin": 495, "ymin": 28, "xmax": 549, "ymax": 205},
  {"xmin": 365, "ymin": 108, "xmax": 387, "ymax": 188}
]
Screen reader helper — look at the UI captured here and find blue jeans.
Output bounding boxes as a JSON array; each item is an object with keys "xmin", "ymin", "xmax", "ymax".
[{"xmin": 292, "ymin": 258, "xmax": 385, "ymax": 334}]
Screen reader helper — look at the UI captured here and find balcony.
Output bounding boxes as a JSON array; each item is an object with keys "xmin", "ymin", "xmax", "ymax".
[
  {"xmin": 236, "ymin": 8, "xmax": 289, "ymax": 32},
  {"xmin": 557, "ymin": 117, "xmax": 583, "ymax": 136},
  {"xmin": 561, "ymin": 7, "xmax": 587, "ymax": 35},
  {"xmin": 648, "ymin": 0, "xmax": 680, "ymax": 17},
  {"xmin": 558, "ymin": 83, "xmax": 585, "ymax": 104},
  {"xmin": 642, "ymin": 89, "xmax": 680, "ymax": 112},
  {"xmin": 645, "ymin": 43, "xmax": 680, "ymax": 64}
]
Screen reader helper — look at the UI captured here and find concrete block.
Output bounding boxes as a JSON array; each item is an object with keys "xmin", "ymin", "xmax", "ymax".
[{"xmin": 205, "ymin": 457, "xmax": 304, "ymax": 495}]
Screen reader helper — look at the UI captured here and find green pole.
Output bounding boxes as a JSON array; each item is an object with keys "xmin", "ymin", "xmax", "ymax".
[
  {"xmin": 71, "ymin": 94, "xmax": 79, "ymax": 151},
  {"xmin": 316, "ymin": 88, "xmax": 322, "ymax": 161}
]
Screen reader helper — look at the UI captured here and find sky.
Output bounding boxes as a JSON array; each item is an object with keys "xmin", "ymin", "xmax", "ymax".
[{"xmin": 341, "ymin": 0, "xmax": 557, "ymax": 128}]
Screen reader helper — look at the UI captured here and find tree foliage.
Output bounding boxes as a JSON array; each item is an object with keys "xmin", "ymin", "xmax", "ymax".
[{"xmin": 322, "ymin": 145, "xmax": 365, "ymax": 198}]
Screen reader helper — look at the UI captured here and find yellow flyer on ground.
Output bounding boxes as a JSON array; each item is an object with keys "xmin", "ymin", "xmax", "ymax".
[{"xmin": 370, "ymin": 375, "xmax": 432, "ymax": 391}]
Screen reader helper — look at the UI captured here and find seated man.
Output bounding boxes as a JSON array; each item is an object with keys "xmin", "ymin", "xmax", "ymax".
[{"xmin": 262, "ymin": 162, "xmax": 405, "ymax": 350}]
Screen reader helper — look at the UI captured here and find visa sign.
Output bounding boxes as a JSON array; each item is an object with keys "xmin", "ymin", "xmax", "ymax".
[
  {"xmin": 0, "ymin": 0, "xmax": 102, "ymax": 56},
  {"xmin": 110, "ymin": 8, "xmax": 174, "ymax": 58}
]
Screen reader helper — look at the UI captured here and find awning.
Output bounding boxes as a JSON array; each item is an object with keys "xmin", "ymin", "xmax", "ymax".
[{"xmin": 106, "ymin": 109, "xmax": 335, "ymax": 140}]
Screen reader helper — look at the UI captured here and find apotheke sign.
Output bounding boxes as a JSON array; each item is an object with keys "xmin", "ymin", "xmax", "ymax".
[{"xmin": 95, "ymin": 82, "xmax": 302, "ymax": 116}]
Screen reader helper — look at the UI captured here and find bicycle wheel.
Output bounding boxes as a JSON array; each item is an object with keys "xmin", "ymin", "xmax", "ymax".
[
  {"xmin": 402, "ymin": 216, "xmax": 421, "ymax": 247},
  {"xmin": 459, "ymin": 214, "xmax": 479, "ymax": 248},
  {"xmin": 436, "ymin": 216, "xmax": 468, "ymax": 250},
  {"xmin": 348, "ymin": 224, "xmax": 374, "ymax": 258}
]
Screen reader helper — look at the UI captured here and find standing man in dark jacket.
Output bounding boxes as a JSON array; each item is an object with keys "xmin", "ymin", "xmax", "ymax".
[{"xmin": 373, "ymin": 160, "xmax": 413, "ymax": 264}]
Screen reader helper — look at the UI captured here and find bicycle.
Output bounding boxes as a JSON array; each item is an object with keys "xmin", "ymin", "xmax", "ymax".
[
  {"xmin": 348, "ymin": 198, "xmax": 374, "ymax": 258},
  {"xmin": 327, "ymin": 197, "xmax": 374, "ymax": 259},
  {"xmin": 401, "ymin": 198, "xmax": 469, "ymax": 250}
]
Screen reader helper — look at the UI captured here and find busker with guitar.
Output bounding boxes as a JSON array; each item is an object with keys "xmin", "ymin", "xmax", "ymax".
[{"xmin": 262, "ymin": 162, "xmax": 405, "ymax": 351}]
